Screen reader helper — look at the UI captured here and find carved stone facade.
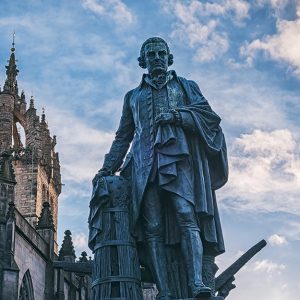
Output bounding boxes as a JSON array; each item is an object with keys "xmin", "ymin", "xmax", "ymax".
[
  {"xmin": 0, "ymin": 44, "xmax": 61, "ymax": 251},
  {"xmin": 0, "ymin": 42, "xmax": 91, "ymax": 300}
]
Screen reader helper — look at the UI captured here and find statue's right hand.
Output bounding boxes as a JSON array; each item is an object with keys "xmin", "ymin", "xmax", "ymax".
[{"xmin": 92, "ymin": 168, "xmax": 111, "ymax": 186}]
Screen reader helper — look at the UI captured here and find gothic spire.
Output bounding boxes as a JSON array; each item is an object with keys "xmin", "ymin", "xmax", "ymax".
[
  {"xmin": 29, "ymin": 95, "xmax": 35, "ymax": 109},
  {"xmin": 41, "ymin": 107, "xmax": 46, "ymax": 123},
  {"xmin": 20, "ymin": 90, "xmax": 26, "ymax": 102},
  {"xmin": 58, "ymin": 230, "xmax": 76, "ymax": 261},
  {"xmin": 3, "ymin": 33, "xmax": 19, "ymax": 94},
  {"xmin": 78, "ymin": 251, "xmax": 88, "ymax": 262},
  {"xmin": 36, "ymin": 202, "xmax": 54, "ymax": 230}
]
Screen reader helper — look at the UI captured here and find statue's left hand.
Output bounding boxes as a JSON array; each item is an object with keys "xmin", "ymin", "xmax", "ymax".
[
  {"xmin": 155, "ymin": 112, "xmax": 175, "ymax": 126},
  {"xmin": 92, "ymin": 168, "xmax": 111, "ymax": 186}
]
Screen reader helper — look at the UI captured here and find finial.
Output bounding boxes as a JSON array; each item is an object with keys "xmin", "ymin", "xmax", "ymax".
[
  {"xmin": 58, "ymin": 230, "xmax": 76, "ymax": 261},
  {"xmin": 29, "ymin": 95, "xmax": 34, "ymax": 109},
  {"xmin": 79, "ymin": 251, "xmax": 88, "ymax": 262},
  {"xmin": 15, "ymin": 81, "xmax": 19, "ymax": 95},
  {"xmin": 65, "ymin": 229, "xmax": 71, "ymax": 236},
  {"xmin": 36, "ymin": 202, "xmax": 54, "ymax": 230},
  {"xmin": 11, "ymin": 31, "xmax": 16, "ymax": 52},
  {"xmin": 21, "ymin": 90, "xmax": 25, "ymax": 101},
  {"xmin": 41, "ymin": 107, "xmax": 46, "ymax": 123},
  {"xmin": 3, "ymin": 36, "xmax": 19, "ymax": 94},
  {"xmin": 52, "ymin": 135, "xmax": 57, "ymax": 147}
]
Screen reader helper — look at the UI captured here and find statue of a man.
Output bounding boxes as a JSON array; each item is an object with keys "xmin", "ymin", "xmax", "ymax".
[{"xmin": 94, "ymin": 37, "xmax": 228, "ymax": 299}]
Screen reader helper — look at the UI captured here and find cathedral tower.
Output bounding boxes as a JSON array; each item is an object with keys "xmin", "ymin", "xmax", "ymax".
[{"xmin": 0, "ymin": 41, "xmax": 61, "ymax": 251}]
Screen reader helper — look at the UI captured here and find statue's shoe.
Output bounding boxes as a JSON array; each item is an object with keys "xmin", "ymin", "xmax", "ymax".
[{"xmin": 193, "ymin": 284, "xmax": 212, "ymax": 298}]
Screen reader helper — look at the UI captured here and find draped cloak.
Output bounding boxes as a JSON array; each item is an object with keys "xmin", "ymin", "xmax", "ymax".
[{"xmin": 102, "ymin": 73, "xmax": 228, "ymax": 256}]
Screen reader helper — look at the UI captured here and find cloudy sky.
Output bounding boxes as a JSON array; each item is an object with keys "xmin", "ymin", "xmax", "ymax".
[{"xmin": 1, "ymin": 0, "xmax": 300, "ymax": 299}]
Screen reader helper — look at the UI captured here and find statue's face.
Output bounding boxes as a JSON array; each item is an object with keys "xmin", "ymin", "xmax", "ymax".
[{"xmin": 144, "ymin": 42, "xmax": 169, "ymax": 75}]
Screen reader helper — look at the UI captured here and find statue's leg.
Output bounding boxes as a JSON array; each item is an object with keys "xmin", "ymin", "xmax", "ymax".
[
  {"xmin": 142, "ymin": 183, "xmax": 172, "ymax": 300},
  {"xmin": 171, "ymin": 195, "xmax": 212, "ymax": 298}
]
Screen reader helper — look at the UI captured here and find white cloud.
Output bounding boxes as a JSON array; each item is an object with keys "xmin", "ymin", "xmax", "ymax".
[
  {"xmin": 56, "ymin": 34, "xmax": 138, "ymax": 89},
  {"xmin": 254, "ymin": 259, "xmax": 286, "ymax": 274},
  {"xmin": 186, "ymin": 67, "xmax": 296, "ymax": 134},
  {"xmin": 216, "ymin": 250, "xmax": 293, "ymax": 300},
  {"xmin": 256, "ymin": 0, "xmax": 291, "ymax": 10},
  {"xmin": 219, "ymin": 129, "xmax": 300, "ymax": 215},
  {"xmin": 73, "ymin": 232, "xmax": 89, "ymax": 251},
  {"xmin": 172, "ymin": 18, "xmax": 229, "ymax": 62},
  {"xmin": 46, "ymin": 107, "xmax": 115, "ymax": 183},
  {"xmin": 268, "ymin": 234, "xmax": 288, "ymax": 246},
  {"xmin": 225, "ymin": 0, "xmax": 250, "ymax": 21},
  {"xmin": 82, "ymin": 0, "xmax": 136, "ymax": 26},
  {"xmin": 164, "ymin": 0, "xmax": 250, "ymax": 22},
  {"xmin": 162, "ymin": 0, "xmax": 250, "ymax": 62},
  {"xmin": 241, "ymin": 3, "xmax": 300, "ymax": 76},
  {"xmin": 282, "ymin": 220, "xmax": 300, "ymax": 241}
]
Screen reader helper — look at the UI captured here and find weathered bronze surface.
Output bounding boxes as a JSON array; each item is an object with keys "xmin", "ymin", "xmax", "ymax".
[{"xmin": 89, "ymin": 37, "xmax": 265, "ymax": 300}]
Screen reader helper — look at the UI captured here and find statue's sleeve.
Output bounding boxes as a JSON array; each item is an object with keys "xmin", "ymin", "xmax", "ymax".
[
  {"xmin": 180, "ymin": 111, "xmax": 197, "ymax": 133},
  {"xmin": 102, "ymin": 91, "xmax": 135, "ymax": 173},
  {"xmin": 178, "ymin": 80, "xmax": 207, "ymax": 133},
  {"xmin": 178, "ymin": 79, "xmax": 224, "ymax": 153}
]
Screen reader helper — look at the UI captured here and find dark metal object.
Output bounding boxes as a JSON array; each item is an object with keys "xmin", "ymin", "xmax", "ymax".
[
  {"xmin": 88, "ymin": 175, "xmax": 143, "ymax": 300},
  {"xmin": 215, "ymin": 239, "xmax": 267, "ymax": 298},
  {"xmin": 94, "ymin": 37, "xmax": 228, "ymax": 299},
  {"xmin": 90, "ymin": 37, "xmax": 267, "ymax": 300}
]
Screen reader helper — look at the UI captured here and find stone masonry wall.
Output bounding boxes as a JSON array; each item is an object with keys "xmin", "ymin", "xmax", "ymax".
[
  {"xmin": 37, "ymin": 164, "xmax": 58, "ymax": 234},
  {"xmin": 14, "ymin": 159, "xmax": 38, "ymax": 227},
  {"xmin": 14, "ymin": 231, "xmax": 47, "ymax": 300},
  {"xmin": 14, "ymin": 207, "xmax": 50, "ymax": 300},
  {"xmin": 0, "ymin": 93, "xmax": 14, "ymax": 153},
  {"xmin": 1, "ymin": 50, "xmax": 61, "ymax": 257}
]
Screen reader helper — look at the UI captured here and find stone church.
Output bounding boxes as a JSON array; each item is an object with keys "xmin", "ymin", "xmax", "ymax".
[{"xmin": 0, "ymin": 42, "xmax": 91, "ymax": 299}]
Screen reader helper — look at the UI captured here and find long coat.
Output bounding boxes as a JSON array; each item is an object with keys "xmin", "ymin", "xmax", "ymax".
[{"xmin": 102, "ymin": 73, "xmax": 228, "ymax": 255}]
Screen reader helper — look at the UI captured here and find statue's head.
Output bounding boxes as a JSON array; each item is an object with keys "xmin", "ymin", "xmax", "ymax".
[{"xmin": 138, "ymin": 37, "xmax": 173, "ymax": 75}]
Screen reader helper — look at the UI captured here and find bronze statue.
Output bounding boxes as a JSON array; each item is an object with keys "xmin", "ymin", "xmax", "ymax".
[{"xmin": 93, "ymin": 37, "xmax": 229, "ymax": 300}]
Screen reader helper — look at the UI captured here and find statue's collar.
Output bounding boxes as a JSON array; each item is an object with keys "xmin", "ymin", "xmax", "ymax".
[{"xmin": 139, "ymin": 70, "xmax": 177, "ymax": 90}]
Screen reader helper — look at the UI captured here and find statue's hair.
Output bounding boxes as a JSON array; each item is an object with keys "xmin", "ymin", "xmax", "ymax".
[{"xmin": 138, "ymin": 37, "xmax": 174, "ymax": 69}]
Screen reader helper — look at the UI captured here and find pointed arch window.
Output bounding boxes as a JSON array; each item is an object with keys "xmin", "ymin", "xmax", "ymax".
[
  {"xmin": 19, "ymin": 270, "xmax": 35, "ymax": 300},
  {"xmin": 12, "ymin": 121, "xmax": 26, "ymax": 148}
]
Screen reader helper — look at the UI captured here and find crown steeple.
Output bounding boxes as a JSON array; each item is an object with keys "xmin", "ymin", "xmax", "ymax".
[{"xmin": 3, "ymin": 33, "xmax": 19, "ymax": 94}]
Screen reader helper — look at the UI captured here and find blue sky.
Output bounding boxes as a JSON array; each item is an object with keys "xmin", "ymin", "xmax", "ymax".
[{"xmin": 1, "ymin": 0, "xmax": 300, "ymax": 299}]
